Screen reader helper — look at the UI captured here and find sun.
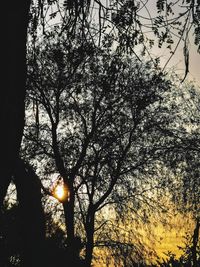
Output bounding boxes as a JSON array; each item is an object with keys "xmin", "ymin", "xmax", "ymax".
[
  {"xmin": 53, "ymin": 184, "xmax": 68, "ymax": 202},
  {"xmin": 54, "ymin": 184, "xmax": 65, "ymax": 199}
]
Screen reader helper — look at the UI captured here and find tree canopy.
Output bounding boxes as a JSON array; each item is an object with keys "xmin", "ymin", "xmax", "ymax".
[{"xmin": 1, "ymin": 1, "xmax": 200, "ymax": 266}]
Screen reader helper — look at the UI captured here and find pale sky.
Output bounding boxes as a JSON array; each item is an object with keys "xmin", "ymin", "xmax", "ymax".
[
  {"xmin": 155, "ymin": 36, "xmax": 200, "ymax": 86},
  {"xmin": 140, "ymin": 0, "xmax": 200, "ymax": 86},
  {"xmin": 38, "ymin": 0, "xmax": 200, "ymax": 86},
  {"xmin": 99, "ymin": 0, "xmax": 200, "ymax": 87}
]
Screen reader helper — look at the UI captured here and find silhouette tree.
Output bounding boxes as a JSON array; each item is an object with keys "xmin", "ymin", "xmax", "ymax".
[
  {"xmin": 0, "ymin": 203, "xmax": 21, "ymax": 267},
  {"xmin": 13, "ymin": 159, "xmax": 46, "ymax": 267},
  {"xmin": 0, "ymin": 159, "xmax": 46, "ymax": 267},
  {"xmin": 0, "ymin": 191, "xmax": 84, "ymax": 267},
  {"xmin": 1, "ymin": 1, "xmax": 200, "ymax": 266},
  {"xmin": 0, "ymin": 0, "xmax": 31, "ymax": 208},
  {"xmin": 149, "ymin": 80, "xmax": 200, "ymax": 266},
  {"xmin": 24, "ymin": 29, "xmax": 174, "ymax": 265},
  {"xmin": 0, "ymin": 3, "xmax": 31, "ymax": 264},
  {"xmin": 2, "ymin": 0, "xmax": 200, "ymax": 210}
]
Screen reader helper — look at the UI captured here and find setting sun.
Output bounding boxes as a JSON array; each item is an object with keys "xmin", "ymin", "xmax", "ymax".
[
  {"xmin": 53, "ymin": 183, "xmax": 69, "ymax": 202},
  {"xmin": 54, "ymin": 184, "xmax": 65, "ymax": 199}
]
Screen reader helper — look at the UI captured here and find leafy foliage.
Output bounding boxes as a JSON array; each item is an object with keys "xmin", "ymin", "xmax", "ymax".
[{"xmin": 23, "ymin": 28, "xmax": 179, "ymax": 265}]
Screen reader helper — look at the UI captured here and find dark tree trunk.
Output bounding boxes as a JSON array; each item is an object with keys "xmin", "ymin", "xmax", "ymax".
[
  {"xmin": 63, "ymin": 183, "xmax": 76, "ymax": 265},
  {"xmin": 85, "ymin": 208, "xmax": 95, "ymax": 267},
  {"xmin": 0, "ymin": 3, "xmax": 31, "ymax": 265},
  {"xmin": 63, "ymin": 193, "xmax": 75, "ymax": 246},
  {"xmin": 191, "ymin": 217, "xmax": 200, "ymax": 267},
  {"xmin": 14, "ymin": 159, "xmax": 46, "ymax": 267},
  {"xmin": 0, "ymin": 0, "xmax": 31, "ymax": 207}
]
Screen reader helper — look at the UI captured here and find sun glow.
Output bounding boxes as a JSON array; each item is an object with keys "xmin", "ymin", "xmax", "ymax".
[
  {"xmin": 53, "ymin": 183, "xmax": 69, "ymax": 202},
  {"xmin": 55, "ymin": 184, "xmax": 65, "ymax": 199}
]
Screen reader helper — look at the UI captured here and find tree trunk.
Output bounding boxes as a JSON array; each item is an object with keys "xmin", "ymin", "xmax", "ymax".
[
  {"xmin": 63, "ymin": 193, "xmax": 75, "ymax": 246},
  {"xmin": 0, "ymin": 0, "xmax": 31, "ymax": 207},
  {"xmin": 14, "ymin": 159, "xmax": 46, "ymax": 267},
  {"xmin": 191, "ymin": 217, "xmax": 200, "ymax": 267},
  {"xmin": 0, "ymin": 3, "xmax": 31, "ymax": 265},
  {"xmin": 85, "ymin": 208, "xmax": 95, "ymax": 267},
  {"xmin": 63, "ymin": 182, "xmax": 76, "ymax": 266}
]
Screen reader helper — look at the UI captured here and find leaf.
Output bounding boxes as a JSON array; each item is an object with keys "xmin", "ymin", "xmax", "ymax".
[
  {"xmin": 181, "ymin": 41, "xmax": 189, "ymax": 83},
  {"xmin": 156, "ymin": 0, "xmax": 165, "ymax": 13},
  {"xmin": 49, "ymin": 12, "xmax": 57, "ymax": 19}
]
